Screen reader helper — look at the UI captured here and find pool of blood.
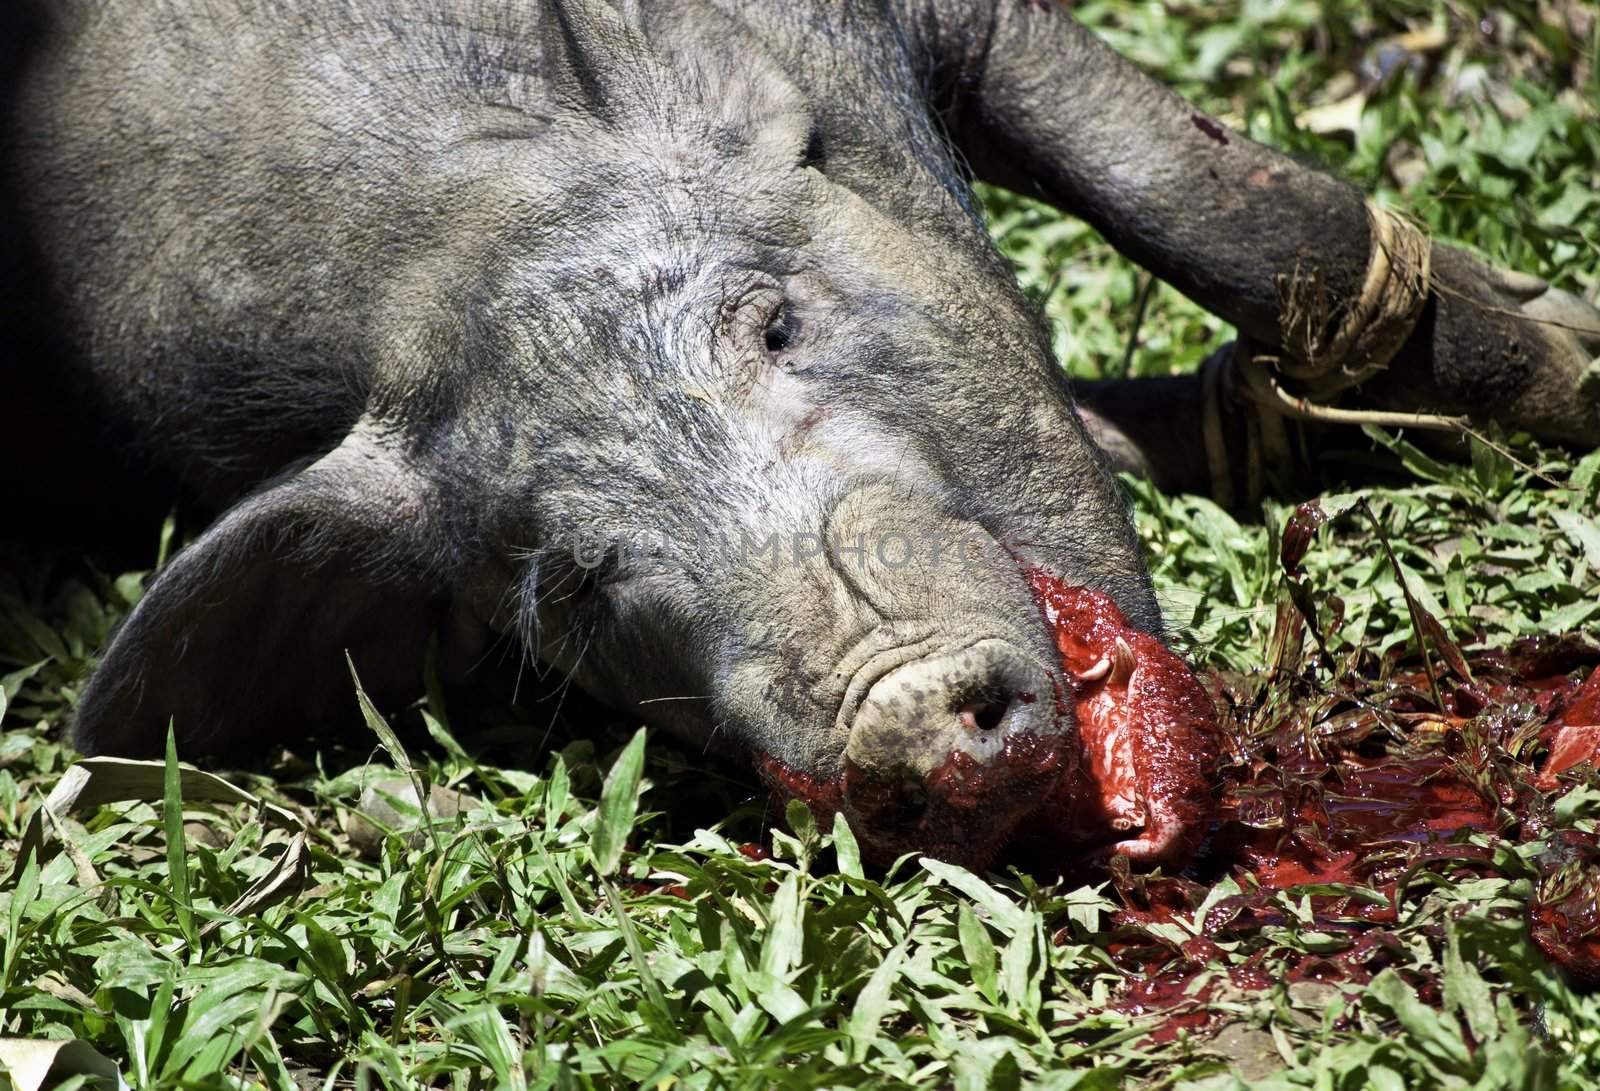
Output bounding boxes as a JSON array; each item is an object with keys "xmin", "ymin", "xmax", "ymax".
[
  {"xmin": 1536, "ymin": 666, "xmax": 1600, "ymax": 787},
  {"xmin": 1089, "ymin": 634, "xmax": 1600, "ymax": 1044}
]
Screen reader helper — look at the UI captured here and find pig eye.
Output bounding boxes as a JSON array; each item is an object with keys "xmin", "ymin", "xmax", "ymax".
[
  {"xmin": 540, "ymin": 561, "xmax": 598, "ymax": 606},
  {"xmin": 799, "ymin": 125, "xmax": 825, "ymax": 170},
  {"xmin": 763, "ymin": 306, "xmax": 799, "ymax": 356}
]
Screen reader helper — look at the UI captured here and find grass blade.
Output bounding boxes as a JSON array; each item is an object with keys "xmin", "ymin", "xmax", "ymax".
[
  {"xmin": 163, "ymin": 722, "xmax": 196, "ymax": 947},
  {"xmin": 591, "ymin": 728, "xmax": 647, "ymax": 878}
]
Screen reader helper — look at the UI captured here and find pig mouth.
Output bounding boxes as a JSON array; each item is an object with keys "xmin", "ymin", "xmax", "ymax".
[
  {"xmin": 760, "ymin": 731, "xmax": 1071, "ymax": 869},
  {"xmin": 758, "ymin": 566, "xmax": 1220, "ymax": 872}
]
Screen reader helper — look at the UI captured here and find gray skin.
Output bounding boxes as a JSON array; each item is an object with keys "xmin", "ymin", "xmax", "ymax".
[{"xmin": 2, "ymin": 0, "xmax": 1596, "ymax": 867}]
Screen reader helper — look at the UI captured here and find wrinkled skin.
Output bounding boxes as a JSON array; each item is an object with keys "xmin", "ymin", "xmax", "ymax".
[{"xmin": 2, "ymin": 0, "xmax": 1593, "ymax": 872}]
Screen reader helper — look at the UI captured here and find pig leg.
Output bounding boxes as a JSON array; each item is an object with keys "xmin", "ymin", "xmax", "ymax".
[
  {"xmin": 1074, "ymin": 368, "xmax": 1324, "ymax": 505},
  {"xmin": 935, "ymin": 1, "xmax": 1600, "ymax": 494}
]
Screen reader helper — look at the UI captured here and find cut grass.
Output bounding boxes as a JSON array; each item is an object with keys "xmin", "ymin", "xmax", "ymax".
[{"xmin": 3, "ymin": 1, "xmax": 1600, "ymax": 1087}]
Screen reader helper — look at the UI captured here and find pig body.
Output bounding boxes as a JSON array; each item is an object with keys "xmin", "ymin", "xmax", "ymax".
[{"xmin": 2, "ymin": 0, "xmax": 1594, "ymax": 868}]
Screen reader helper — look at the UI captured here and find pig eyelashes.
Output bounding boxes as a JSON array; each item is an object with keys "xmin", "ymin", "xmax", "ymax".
[{"xmin": 534, "ymin": 541, "xmax": 617, "ymax": 608}]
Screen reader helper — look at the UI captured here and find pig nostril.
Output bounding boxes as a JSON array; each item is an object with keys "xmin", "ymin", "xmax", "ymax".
[{"xmin": 958, "ymin": 697, "xmax": 1012, "ymax": 733}]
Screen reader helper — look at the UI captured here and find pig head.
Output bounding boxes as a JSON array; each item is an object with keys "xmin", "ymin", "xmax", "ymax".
[{"xmin": 59, "ymin": 2, "xmax": 1169, "ymax": 868}]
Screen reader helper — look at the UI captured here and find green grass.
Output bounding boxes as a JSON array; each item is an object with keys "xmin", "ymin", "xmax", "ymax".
[{"xmin": 3, "ymin": 2, "xmax": 1600, "ymax": 1088}]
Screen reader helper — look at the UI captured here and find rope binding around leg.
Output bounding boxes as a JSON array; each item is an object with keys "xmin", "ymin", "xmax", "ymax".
[{"xmin": 1201, "ymin": 199, "xmax": 1468, "ymax": 507}]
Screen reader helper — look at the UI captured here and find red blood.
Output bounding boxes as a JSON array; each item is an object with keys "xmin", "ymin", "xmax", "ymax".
[
  {"xmin": 1212, "ymin": 744, "xmax": 1501, "ymax": 898},
  {"xmin": 1146, "ymin": 1009, "xmax": 1212, "ymax": 1044},
  {"xmin": 1529, "ymin": 832, "xmax": 1600, "ymax": 982},
  {"xmin": 1022, "ymin": 569, "xmax": 1221, "ymax": 866},
  {"xmin": 1280, "ymin": 500, "xmax": 1330, "ymax": 574},
  {"xmin": 1229, "ymin": 963, "xmax": 1277, "ymax": 991},
  {"xmin": 758, "ymin": 759, "xmax": 845, "ymax": 824},
  {"xmin": 1537, "ymin": 668, "xmax": 1600, "ymax": 788},
  {"xmin": 1110, "ymin": 969, "xmax": 1235, "ymax": 1045},
  {"xmin": 1067, "ymin": 643, "xmax": 1600, "ymax": 1029},
  {"xmin": 1113, "ymin": 971, "xmax": 1214, "ymax": 1017},
  {"xmin": 1180, "ymin": 936, "xmax": 1225, "ymax": 965}
]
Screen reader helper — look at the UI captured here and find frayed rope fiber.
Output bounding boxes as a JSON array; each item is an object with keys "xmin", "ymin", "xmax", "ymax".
[{"xmin": 1275, "ymin": 201, "xmax": 1433, "ymax": 401}]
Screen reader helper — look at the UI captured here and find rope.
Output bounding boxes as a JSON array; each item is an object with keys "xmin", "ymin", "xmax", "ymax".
[
  {"xmin": 1200, "ymin": 199, "xmax": 1458, "ymax": 506},
  {"xmin": 1201, "ymin": 344, "xmax": 1331, "ymax": 510},
  {"xmin": 1274, "ymin": 202, "xmax": 1434, "ymax": 401},
  {"xmin": 1234, "ymin": 349, "xmax": 1468, "ymax": 431}
]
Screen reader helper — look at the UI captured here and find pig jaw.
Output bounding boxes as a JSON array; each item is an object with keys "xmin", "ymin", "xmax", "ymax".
[{"xmin": 761, "ymin": 732, "xmax": 1073, "ymax": 869}]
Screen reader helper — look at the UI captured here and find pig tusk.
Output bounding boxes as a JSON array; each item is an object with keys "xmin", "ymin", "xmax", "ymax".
[
  {"xmin": 1075, "ymin": 657, "xmax": 1111, "ymax": 683},
  {"xmin": 1109, "ymin": 637, "xmax": 1137, "ymax": 686}
]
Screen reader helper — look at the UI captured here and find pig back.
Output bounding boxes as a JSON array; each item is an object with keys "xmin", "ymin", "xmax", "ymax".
[{"xmin": 1, "ymin": 0, "xmax": 561, "ymax": 508}]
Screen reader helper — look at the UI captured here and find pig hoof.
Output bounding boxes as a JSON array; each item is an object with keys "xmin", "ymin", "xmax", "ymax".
[{"xmin": 1375, "ymin": 245, "xmax": 1600, "ymax": 447}]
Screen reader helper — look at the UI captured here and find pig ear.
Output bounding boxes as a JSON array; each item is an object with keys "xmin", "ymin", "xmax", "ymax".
[{"xmin": 74, "ymin": 425, "xmax": 461, "ymax": 760}]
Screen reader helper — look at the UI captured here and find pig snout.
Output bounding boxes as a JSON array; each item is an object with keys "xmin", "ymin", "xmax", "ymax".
[
  {"xmin": 827, "ymin": 639, "xmax": 1073, "ymax": 866},
  {"xmin": 845, "ymin": 638, "xmax": 1057, "ymax": 791},
  {"xmin": 840, "ymin": 640, "xmax": 1069, "ymax": 859}
]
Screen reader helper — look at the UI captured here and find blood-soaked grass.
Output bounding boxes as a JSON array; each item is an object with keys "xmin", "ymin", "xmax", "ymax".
[
  {"xmin": 1092, "ymin": 499, "xmax": 1600, "ymax": 1060},
  {"xmin": 12, "ymin": 494, "xmax": 1600, "ymax": 1089},
  {"xmin": 3, "ymin": 0, "xmax": 1600, "ymax": 1087}
]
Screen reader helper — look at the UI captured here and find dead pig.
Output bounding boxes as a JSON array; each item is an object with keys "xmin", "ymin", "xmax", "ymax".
[{"xmin": 2, "ymin": 0, "xmax": 1596, "ymax": 870}]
